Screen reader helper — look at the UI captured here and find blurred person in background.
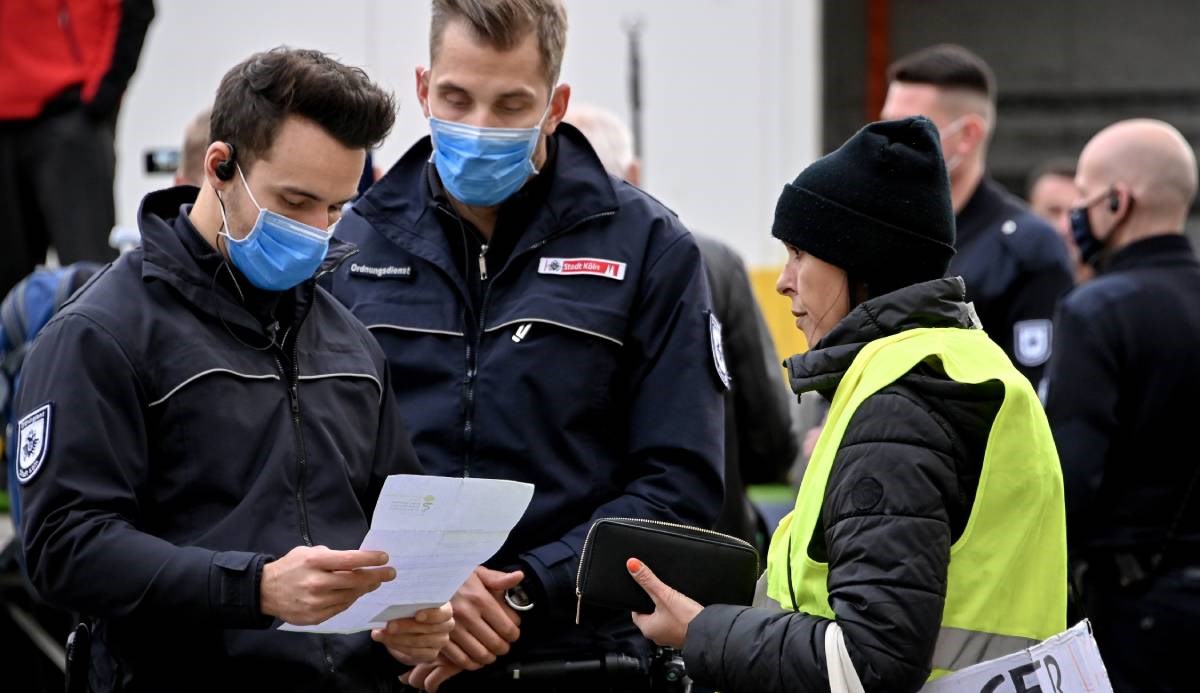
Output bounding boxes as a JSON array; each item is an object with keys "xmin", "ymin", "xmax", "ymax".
[
  {"xmin": 1045, "ymin": 118, "xmax": 1200, "ymax": 693},
  {"xmin": 327, "ymin": 1, "xmax": 725, "ymax": 689},
  {"xmin": 14, "ymin": 47, "xmax": 453, "ymax": 691},
  {"xmin": 1029, "ymin": 157, "xmax": 1093, "ymax": 284},
  {"xmin": 624, "ymin": 117, "xmax": 1066, "ymax": 693},
  {"xmin": 882, "ymin": 44, "xmax": 1073, "ymax": 388},
  {"xmin": 175, "ymin": 107, "xmax": 212, "ymax": 187},
  {"xmin": 0, "ymin": 0, "xmax": 155, "ymax": 297},
  {"xmin": 565, "ymin": 102, "xmax": 799, "ymax": 553}
]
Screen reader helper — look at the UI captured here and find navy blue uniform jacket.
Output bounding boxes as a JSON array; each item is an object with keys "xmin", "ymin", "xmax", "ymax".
[
  {"xmin": 15, "ymin": 187, "xmax": 421, "ymax": 691},
  {"xmin": 952, "ymin": 178, "xmax": 1074, "ymax": 386},
  {"xmin": 328, "ymin": 124, "xmax": 725, "ymax": 664},
  {"xmin": 1046, "ymin": 234, "xmax": 1200, "ymax": 554}
]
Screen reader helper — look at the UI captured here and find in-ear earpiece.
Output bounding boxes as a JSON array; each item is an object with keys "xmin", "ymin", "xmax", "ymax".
[{"xmin": 215, "ymin": 143, "xmax": 237, "ymax": 181}]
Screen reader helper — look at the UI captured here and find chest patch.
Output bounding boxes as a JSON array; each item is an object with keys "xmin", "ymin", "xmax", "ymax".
[
  {"xmin": 538, "ymin": 257, "xmax": 627, "ymax": 281},
  {"xmin": 16, "ymin": 402, "xmax": 53, "ymax": 485},
  {"xmin": 349, "ymin": 263, "xmax": 414, "ymax": 280},
  {"xmin": 1014, "ymin": 319, "xmax": 1052, "ymax": 367}
]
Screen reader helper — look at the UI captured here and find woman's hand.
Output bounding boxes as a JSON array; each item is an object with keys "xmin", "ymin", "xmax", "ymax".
[{"xmin": 626, "ymin": 558, "xmax": 704, "ymax": 649}]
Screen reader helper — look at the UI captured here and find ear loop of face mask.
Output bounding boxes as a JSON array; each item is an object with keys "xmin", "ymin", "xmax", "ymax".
[
  {"xmin": 211, "ymin": 168, "xmax": 279, "ymax": 352},
  {"xmin": 940, "ymin": 118, "xmax": 967, "ymax": 174}
]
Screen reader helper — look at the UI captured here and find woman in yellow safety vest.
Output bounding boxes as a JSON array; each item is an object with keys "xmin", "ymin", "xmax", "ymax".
[{"xmin": 626, "ymin": 117, "xmax": 1067, "ymax": 693}]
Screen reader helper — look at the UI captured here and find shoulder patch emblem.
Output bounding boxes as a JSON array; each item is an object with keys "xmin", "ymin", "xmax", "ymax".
[
  {"xmin": 709, "ymin": 312, "xmax": 731, "ymax": 390},
  {"xmin": 1014, "ymin": 319, "xmax": 1052, "ymax": 367},
  {"xmin": 16, "ymin": 402, "xmax": 53, "ymax": 484}
]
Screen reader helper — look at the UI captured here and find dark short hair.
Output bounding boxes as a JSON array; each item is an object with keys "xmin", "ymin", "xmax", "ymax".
[
  {"xmin": 430, "ymin": 0, "xmax": 568, "ymax": 87},
  {"xmin": 1026, "ymin": 157, "xmax": 1078, "ymax": 197},
  {"xmin": 210, "ymin": 47, "xmax": 395, "ymax": 169},
  {"xmin": 887, "ymin": 44, "xmax": 996, "ymax": 102}
]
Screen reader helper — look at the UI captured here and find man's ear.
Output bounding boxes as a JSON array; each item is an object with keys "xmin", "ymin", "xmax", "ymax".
[
  {"xmin": 542, "ymin": 83, "xmax": 572, "ymax": 136},
  {"xmin": 203, "ymin": 142, "xmax": 236, "ymax": 191},
  {"xmin": 960, "ymin": 113, "xmax": 990, "ymax": 159},
  {"xmin": 624, "ymin": 158, "xmax": 642, "ymax": 187},
  {"xmin": 415, "ymin": 66, "xmax": 431, "ymax": 118}
]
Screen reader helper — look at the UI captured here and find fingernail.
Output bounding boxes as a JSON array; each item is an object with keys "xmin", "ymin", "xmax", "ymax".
[
  {"xmin": 626, "ymin": 558, "xmax": 642, "ymax": 573},
  {"xmin": 379, "ymin": 552, "xmax": 390, "ymax": 563},
  {"xmin": 416, "ymin": 610, "xmax": 428, "ymax": 623}
]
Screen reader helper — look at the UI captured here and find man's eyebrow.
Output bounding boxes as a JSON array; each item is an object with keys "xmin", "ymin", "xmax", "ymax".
[
  {"xmin": 437, "ymin": 80, "xmax": 536, "ymax": 101},
  {"xmin": 279, "ymin": 186, "xmax": 355, "ymax": 207},
  {"xmin": 278, "ymin": 185, "xmax": 320, "ymax": 201}
]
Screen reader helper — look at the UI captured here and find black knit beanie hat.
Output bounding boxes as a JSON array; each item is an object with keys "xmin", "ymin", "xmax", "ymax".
[{"xmin": 771, "ymin": 116, "xmax": 956, "ymax": 296}]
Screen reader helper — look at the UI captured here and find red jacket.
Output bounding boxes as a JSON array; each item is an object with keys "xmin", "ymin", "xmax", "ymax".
[{"xmin": 0, "ymin": 0, "xmax": 153, "ymax": 121}]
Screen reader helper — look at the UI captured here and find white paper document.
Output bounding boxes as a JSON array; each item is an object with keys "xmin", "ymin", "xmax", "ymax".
[
  {"xmin": 920, "ymin": 620, "xmax": 1112, "ymax": 693},
  {"xmin": 280, "ymin": 474, "xmax": 534, "ymax": 635}
]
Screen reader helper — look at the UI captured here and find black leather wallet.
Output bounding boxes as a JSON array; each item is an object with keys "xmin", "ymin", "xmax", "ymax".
[{"xmin": 574, "ymin": 518, "xmax": 760, "ymax": 623}]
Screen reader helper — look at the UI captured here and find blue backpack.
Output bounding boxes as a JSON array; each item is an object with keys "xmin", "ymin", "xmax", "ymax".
[{"xmin": 1, "ymin": 263, "xmax": 102, "ymax": 563}]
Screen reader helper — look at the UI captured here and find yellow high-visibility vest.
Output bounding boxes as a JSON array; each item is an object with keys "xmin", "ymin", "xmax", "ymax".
[{"xmin": 766, "ymin": 327, "xmax": 1066, "ymax": 678}]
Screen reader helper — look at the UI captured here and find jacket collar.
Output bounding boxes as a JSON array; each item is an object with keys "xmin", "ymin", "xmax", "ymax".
[
  {"xmin": 352, "ymin": 122, "xmax": 620, "ymax": 270},
  {"xmin": 955, "ymin": 176, "xmax": 1005, "ymax": 244},
  {"xmin": 137, "ymin": 186, "xmax": 354, "ymax": 337},
  {"xmin": 1101, "ymin": 233, "xmax": 1196, "ymax": 274},
  {"xmin": 786, "ymin": 277, "xmax": 978, "ymax": 396}
]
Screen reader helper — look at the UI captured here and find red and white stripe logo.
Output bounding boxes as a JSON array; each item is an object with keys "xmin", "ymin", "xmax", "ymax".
[{"xmin": 538, "ymin": 257, "xmax": 627, "ymax": 281}]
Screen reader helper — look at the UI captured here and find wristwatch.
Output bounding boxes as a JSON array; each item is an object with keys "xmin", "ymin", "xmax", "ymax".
[{"xmin": 504, "ymin": 582, "xmax": 536, "ymax": 612}]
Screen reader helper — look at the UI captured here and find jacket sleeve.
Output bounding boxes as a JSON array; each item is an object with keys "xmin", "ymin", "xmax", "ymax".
[
  {"xmin": 518, "ymin": 230, "xmax": 726, "ymax": 620},
  {"xmin": 1043, "ymin": 298, "xmax": 1116, "ymax": 519},
  {"xmin": 17, "ymin": 313, "xmax": 272, "ymax": 628},
  {"xmin": 681, "ymin": 387, "xmax": 959, "ymax": 693},
  {"xmin": 720, "ymin": 248, "xmax": 798, "ymax": 484},
  {"xmin": 1003, "ymin": 237, "xmax": 1074, "ymax": 386}
]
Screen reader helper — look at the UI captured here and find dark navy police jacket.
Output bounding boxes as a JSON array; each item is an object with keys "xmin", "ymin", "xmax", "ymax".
[
  {"xmin": 15, "ymin": 187, "xmax": 421, "ymax": 692},
  {"xmin": 1046, "ymin": 234, "xmax": 1200, "ymax": 557},
  {"xmin": 328, "ymin": 124, "xmax": 725, "ymax": 666},
  {"xmin": 952, "ymin": 177, "xmax": 1074, "ymax": 386}
]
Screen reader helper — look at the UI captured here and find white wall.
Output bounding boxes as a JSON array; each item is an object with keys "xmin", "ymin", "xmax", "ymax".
[{"xmin": 115, "ymin": 0, "xmax": 820, "ymax": 266}]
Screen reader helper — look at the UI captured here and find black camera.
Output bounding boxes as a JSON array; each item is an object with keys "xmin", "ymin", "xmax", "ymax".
[{"xmin": 650, "ymin": 647, "xmax": 691, "ymax": 693}]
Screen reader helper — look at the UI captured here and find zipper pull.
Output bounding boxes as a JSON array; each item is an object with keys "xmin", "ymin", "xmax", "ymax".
[
  {"xmin": 575, "ymin": 588, "xmax": 583, "ymax": 625},
  {"xmin": 512, "ymin": 323, "xmax": 533, "ymax": 343},
  {"xmin": 478, "ymin": 243, "xmax": 489, "ymax": 281}
]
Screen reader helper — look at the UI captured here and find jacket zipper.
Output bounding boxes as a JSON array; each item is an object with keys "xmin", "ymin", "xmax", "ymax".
[
  {"xmin": 276, "ymin": 342, "xmax": 336, "ymax": 673},
  {"xmin": 275, "ymin": 347, "xmax": 313, "ymax": 547},
  {"xmin": 435, "ymin": 207, "xmax": 617, "ymax": 480},
  {"xmin": 574, "ymin": 518, "xmax": 755, "ymax": 624}
]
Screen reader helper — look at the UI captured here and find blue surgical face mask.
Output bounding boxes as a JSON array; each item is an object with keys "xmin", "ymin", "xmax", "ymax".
[
  {"xmin": 428, "ymin": 98, "xmax": 552, "ymax": 207},
  {"xmin": 218, "ymin": 165, "xmax": 331, "ymax": 292}
]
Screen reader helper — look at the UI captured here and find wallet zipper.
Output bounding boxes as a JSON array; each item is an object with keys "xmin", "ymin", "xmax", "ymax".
[{"xmin": 574, "ymin": 517, "xmax": 755, "ymax": 624}]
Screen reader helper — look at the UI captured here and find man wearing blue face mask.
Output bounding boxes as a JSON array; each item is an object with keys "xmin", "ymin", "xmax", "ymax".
[
  {"xmin": 12, "ymin": 48, "xmax": 455, "ymax": 691},
  {"xmin": 326, "ymin": 1, "xmax": 725, "ymax": 690}
]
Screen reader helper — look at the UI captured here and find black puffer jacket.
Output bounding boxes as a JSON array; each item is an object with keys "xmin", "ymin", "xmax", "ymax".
[{"xmin": 682, "ymin": 277, "xmax": 1004, "ymax": 693}]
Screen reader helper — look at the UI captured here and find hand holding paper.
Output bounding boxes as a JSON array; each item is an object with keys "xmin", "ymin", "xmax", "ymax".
[
  {"xmin": 280, "ymin": 474, "xmax": 534, "ymax": 635},
  {"xmin": 260, "ymin": 546, "xmax": 394, "ymax": 626}
]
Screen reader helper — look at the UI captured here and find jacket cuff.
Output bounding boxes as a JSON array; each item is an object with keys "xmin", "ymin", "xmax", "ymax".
[
  {"xmin": 518, "ymin": 540, "xmax": 578, "ymax": 621},
  {"xmin": 682, "ymin": 604, "xmax": 748, "ymax": 687},
  {"xmin": 209, "ymin": 551, "xmax": 275, "ymax": 629}
]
